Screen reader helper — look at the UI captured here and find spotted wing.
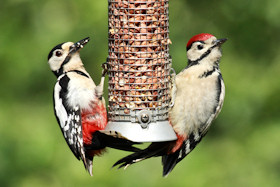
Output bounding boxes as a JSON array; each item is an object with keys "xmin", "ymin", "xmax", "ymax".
[{"xmin": 53, "ymin": 74, "xmax": 86, "ymax": 162}]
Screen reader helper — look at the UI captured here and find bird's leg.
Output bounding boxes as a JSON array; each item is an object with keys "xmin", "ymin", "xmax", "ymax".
[{"xmin": 95, "ymin": 62, "xmax": 108, "ymax": 99}]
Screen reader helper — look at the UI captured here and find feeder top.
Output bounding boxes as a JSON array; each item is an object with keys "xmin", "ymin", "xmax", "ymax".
[{"xmin": 186, "ymin": 33, "xmax": 214, "ymax": 51}]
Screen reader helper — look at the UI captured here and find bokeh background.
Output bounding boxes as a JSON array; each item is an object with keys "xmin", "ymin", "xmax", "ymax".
[{"xmin": 1, "ymin": 0, "xmax": 280, "ymax": 186}]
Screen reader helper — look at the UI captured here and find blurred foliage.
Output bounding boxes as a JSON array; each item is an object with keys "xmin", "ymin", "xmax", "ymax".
[{"xmin": 0, "ymin": 0, "xmax": 280, "ymax": 186}]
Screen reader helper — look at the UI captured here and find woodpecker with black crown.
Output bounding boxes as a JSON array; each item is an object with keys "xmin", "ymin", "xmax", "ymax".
[
  {"xmin": 113, "ymin": 33, "xmax": 227, "ymax": 177},
  {"xmin": 47, "ymin": 37, "xmax": 139, "ymax": 176}
]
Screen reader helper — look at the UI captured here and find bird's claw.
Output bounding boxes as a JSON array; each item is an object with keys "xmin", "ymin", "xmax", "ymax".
[{"xmin": 101, "ymin": 62, "xmax": 108, "ymax": 76}]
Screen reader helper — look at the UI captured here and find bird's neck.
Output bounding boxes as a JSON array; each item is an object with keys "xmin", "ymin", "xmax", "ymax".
[
  {"xmin": 63, "ymin": 57, "xmax": 86, "ymax": 74},
  {"xmin": 184, "ymin": 57, "xmax": 220, "ymax": 78}
]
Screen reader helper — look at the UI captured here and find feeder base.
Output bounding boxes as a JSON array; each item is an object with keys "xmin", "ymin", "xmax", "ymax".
[{"xmin": 103, "ymin": 121, "xmax": 177, "ymax": 142}]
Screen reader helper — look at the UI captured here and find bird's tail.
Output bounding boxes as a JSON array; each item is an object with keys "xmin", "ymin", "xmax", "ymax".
[
  {"xmin": 84, "ymin": 157, "xmax": 93, "ymax": 176},
  {"xmin": 113, "ymin": 142, "xmax": 172, "ymax": 169},
  {"xmin": 161, "ymin": 151, "xmax": 180, "ymax": 177},
  {"xmin": 162, "ymin": 133, "xmax": 204, "ymax": 177}
]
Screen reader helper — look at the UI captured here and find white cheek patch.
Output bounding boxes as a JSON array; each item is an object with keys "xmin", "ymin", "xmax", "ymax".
[{"xmin": 49, "ymin": 54, "xmax": 68, "ymax": 72}]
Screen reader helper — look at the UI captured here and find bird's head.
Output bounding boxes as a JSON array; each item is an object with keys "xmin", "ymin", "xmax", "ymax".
[
  {"xmin": 47, "ymin": 37, "xmax": 90, "ymax": 77},
  {"xmin": 186, "ymin": 33, "xmax": 227, "ymax": 66}
]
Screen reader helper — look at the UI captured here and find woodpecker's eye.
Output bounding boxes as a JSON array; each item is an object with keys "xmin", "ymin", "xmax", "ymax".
[
  {"xmin": 55, "ymin": 50, "xmax": 62, "ymax": 57},
  {"xmin": 197, "ymin": 45, "xmax": 204, "ymax": 50}
]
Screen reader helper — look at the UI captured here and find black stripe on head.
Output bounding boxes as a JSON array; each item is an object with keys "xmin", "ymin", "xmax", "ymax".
[
  {"xmin": 48, "ymin": 43, "xmax": 64, "ymax": 60},
  {"xmin": 186, "ymin": 48, "xmax": 211, "ymax": 68},
  {"xmin": 53, "ymin": 55, "xmax": 71, "ymax": 77},
  {"xmin": 61, "ymin": 55, "xmax": 71, "ymax": 67},
  {"xmin": 187, "ymin": 42, "xmax": 220, "ymax": 68},
  {"xmin": 186, "ymin": 41, "xmax": 205, "ymax": 51}
]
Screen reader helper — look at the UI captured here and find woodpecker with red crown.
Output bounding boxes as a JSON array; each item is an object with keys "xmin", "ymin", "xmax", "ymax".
[
  {"xmin": 48, "ymin": 37, "xmax": 139, "ymax": 176},
  {"xmin": 113, "ymin": 33, "xmax": 227, "ymax": 177}
]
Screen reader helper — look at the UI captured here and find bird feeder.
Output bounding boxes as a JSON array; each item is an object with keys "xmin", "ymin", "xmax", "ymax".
[{"xmin": 105, "ymin": 0, "xmax": 176, "ymax": 142}]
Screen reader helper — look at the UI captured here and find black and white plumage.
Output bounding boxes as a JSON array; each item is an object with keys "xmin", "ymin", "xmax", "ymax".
[
  {"xmin": 53, "ymin": 73, "xmax": 85, "ymax": 161},
  {"xmin": 48, "ymin": 37, "xmax": 140, "ymax": 176},
  {"xmin": 113, "ymin": 33, "xmax": 227, "ymax": 177},
  {"xmin": 48, "ymin": 37, "xmax": 107, "ymax": 175}
]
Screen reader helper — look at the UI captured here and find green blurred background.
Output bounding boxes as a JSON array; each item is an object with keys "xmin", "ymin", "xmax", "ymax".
[{"xmin": 1, "ymin": 0, "xmax": 280, "ymax": 186}]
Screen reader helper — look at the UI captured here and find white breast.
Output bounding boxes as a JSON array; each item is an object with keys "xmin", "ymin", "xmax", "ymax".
[
  {"xmin": 170, "ymin": 68, "xmax": 220, "ymax": 136},
  {"xmin": 66, "ymin": 72, "xmax": 97, "ymax": 110}
]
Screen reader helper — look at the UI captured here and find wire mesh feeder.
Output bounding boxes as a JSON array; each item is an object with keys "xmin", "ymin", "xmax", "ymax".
[{"xmin": 105, "ymin": 0, "xmax": 177, "ymax": 142}]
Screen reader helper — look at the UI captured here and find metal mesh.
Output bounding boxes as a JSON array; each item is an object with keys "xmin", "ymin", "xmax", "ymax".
[{"xmin": 108, "ymin": 0, "xmax": 172, "ymax": 123}]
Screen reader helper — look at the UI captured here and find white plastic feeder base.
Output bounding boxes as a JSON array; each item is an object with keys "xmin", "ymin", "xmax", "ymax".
[{"xmin": 103, "ymin": 121, "xmax": 177, "ymax": 142}]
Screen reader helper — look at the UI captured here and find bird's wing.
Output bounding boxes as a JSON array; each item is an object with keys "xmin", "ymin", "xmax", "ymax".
[
  {"xmin": 53, "ymin": 74, "xmax": 86, "ymax": 163},
  {"xmin": 200, "ymin": 74, "xmax": 225, "ymax": 136}
]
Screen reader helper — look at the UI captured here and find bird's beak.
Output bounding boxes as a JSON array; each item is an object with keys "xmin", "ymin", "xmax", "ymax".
[
  {"xmin": 69, "ymin": 37, "xmax": 90, "ymax": 54},
  {"xmin": 213, "ymin": 38, "xmax": 227, "ymax": 48}
]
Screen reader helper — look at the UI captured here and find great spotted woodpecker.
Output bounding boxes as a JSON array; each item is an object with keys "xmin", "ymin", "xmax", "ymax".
[
  {"xmin": 48, "ymin": 37, "xmax": 139, "ymax": 176},
  {"xmin": 113, "ymin": 33, "xmax": 227, "ymax": 177}
]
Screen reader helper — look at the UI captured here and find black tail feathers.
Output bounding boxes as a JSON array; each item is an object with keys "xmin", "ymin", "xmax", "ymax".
[
  {"xmin": 113, "ymin": 142, "xmax": 172, "ymax": 169},
  {"xmin": 162, "ymin": 151, "xmax": 180, "ymax": 177},
  {"xmin": 85, "ymin": 131, "xmax": 141, "ymax": 152},
  {"xmin": 162, "ymin": 134, "xmax": 203, "ymax": 177}
]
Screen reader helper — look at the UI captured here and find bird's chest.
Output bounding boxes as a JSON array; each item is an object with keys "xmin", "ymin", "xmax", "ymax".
[
  {"xmin": 170, "ymin": 74, "xmax": 218, "ymax": 134},
  {"xmin": 66, "ymin": 78, "xmax": 96, "ymax": 110}
]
